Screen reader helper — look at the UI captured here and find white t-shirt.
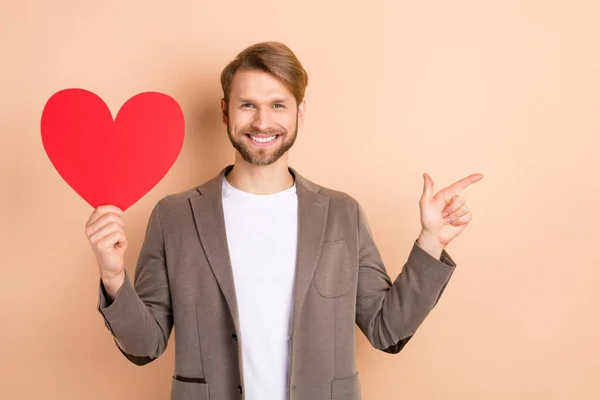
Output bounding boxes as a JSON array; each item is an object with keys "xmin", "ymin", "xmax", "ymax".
[{"xmin": 221, "ymin": 174, "xmax": 299, "ymax": 400}]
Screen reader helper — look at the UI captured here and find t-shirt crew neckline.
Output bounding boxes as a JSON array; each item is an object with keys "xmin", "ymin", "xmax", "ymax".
[{"xmin": 222, "ymin": 174, "xmax": 297, "ymax": 200}]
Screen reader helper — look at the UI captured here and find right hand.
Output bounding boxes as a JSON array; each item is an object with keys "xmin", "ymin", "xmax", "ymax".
[{"xmin": 85, "ymin": 205, "xmax": 128, "ymax": 285}]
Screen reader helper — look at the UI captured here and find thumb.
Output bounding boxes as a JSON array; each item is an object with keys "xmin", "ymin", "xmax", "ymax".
[{"xmin": 420, "ymin": 173, "xmax": 434, "ymax": 204}]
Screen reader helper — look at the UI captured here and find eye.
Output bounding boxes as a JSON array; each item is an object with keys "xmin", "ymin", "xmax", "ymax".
[
  {"xmin": 241, "ymin": 103, "xmax": 254, "ymax": 108},
  {"xmin": 273, "ymin": 104, "xmax": 285, "ymax": 109}
]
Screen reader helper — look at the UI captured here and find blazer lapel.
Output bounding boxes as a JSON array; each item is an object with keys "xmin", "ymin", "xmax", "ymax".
[
  {"xmin": 189, "ymin": 165, "xmax": 241, "ymax": 335},
  {"xmin": 289, "ymin": 167, "xmax": 329, "ymax": 336},
  {"xmin": 188, "ymin": 165, "xmax": 330, "ymax": 340}
]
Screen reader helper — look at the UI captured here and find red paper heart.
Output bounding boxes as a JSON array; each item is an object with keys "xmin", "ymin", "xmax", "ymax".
[{"xmin": 41, "ymin": 88, "xmax": 184, "ymax": 211}]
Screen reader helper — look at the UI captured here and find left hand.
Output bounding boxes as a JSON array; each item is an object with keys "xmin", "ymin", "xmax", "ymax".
[{"xmin": 419, "ymin": 172, "xmax": 483, "ymax": 247}]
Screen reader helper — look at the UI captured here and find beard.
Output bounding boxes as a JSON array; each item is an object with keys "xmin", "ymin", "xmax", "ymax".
[{"xmin": 227, "ymin": 117, "xmax": 298, "ymax": 166}]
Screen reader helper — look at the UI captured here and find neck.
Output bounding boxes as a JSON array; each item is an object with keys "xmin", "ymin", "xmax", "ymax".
[{"xmin": 226, "ymin": 156, "xmax": 294, "ymax": 195}]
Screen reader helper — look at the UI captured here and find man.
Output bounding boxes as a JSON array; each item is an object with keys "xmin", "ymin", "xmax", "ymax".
[{"xmin": 86, "ymin": 41, "xmax": 483, "ymax": 400}]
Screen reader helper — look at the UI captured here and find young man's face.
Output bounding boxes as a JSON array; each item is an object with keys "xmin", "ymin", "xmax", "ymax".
[{"xmin": 222, "ymin": 69, "xmax": 305, "ymax": 166}]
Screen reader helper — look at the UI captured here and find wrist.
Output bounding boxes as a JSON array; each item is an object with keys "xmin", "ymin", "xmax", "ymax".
[
  {"xmin": 416, "ymin": 230, "xmax": 445, "ymax": 260},
  {"xmin": 100, "ymin": 270, "xmax": 125, "ymax": 300}
]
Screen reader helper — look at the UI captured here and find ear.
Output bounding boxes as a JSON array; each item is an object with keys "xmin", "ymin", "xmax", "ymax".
[
  {"xmin": 297, "ymin": 100, "xmax": 306, "ymax": 128},
  {"xmin": 220, "ymin": 98, "xmax": 228, "ymax": 125}
]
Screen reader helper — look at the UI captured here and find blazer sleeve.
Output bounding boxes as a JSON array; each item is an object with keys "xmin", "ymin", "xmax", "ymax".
[
  {"xmin": 354, "ymin": 201, "xmax": 457, "ymax": 354},
  {"xmin": 96, "ymin": 202, "xmax": 173, "ymax": 365}
]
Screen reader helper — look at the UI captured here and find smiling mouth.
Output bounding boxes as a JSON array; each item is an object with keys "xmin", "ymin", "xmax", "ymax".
[{"xmin": 245, "ymin": 134, "xmax": 280, "ymax": 145}]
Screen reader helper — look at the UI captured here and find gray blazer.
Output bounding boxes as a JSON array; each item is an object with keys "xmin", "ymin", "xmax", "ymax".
[{"xmin": 97, "ymin": 165, "xmax": 457, "ymax": 400}]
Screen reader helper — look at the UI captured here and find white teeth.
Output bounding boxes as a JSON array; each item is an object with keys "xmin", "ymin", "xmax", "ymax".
[{"xmin": 250, "ymin": 135, "xmax": 277, "ymax": 143}]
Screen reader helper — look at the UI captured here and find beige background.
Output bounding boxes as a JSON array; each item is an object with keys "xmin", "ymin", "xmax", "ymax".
[{"xmin": 2, "ymin": 0, "xmax": 599, "ymax": 398}]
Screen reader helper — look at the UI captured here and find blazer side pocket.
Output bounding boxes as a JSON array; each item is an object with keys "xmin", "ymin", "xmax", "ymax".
[
  {"xmin": 332, "ymin": 371, "xmax": 361, "ymax": 400},
  {"xmin": 174, "ymin": 375, "xmax": 206, "ymax": 384},
  {"xmin": 315, "ymin": 240, "xmax": 354, "ymax": 298},
  {"xmin": 171, "ymin": 376, "xmax": 210, "ymax": 400}
]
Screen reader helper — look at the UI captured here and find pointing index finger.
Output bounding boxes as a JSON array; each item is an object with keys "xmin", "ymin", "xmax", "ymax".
[{"xmin": 439, "ymin": 173, "xmax": 483, "ymax": 199}]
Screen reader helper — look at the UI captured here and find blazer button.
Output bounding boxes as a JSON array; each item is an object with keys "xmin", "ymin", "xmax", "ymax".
[
  {"xmin": 237, "ymin": 385, "xmax": 243, "ymax": 394},
  {"xmin": 232, "ymin": 333, "xmax": 238, "ymax": 342}
]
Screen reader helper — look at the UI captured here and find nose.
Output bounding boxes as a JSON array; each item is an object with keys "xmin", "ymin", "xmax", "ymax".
[{"xmin": 250, "ymin": 107, "xmax": 271, "ymax": 131}]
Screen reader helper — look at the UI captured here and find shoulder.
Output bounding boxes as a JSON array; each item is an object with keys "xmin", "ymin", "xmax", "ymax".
[
  {"xmin": 146, "ymin": 187, "xmax": 202, "ymax": 223},
  {"xmin": 154, "ymin": 171, "xmax": 221, "ymax": 211},
  {"xmin": 157, "ymin": 187, "xmax": 200, "ymax": 208},
  {"xmin": 298, "ymin": 173, "xmax": 360, "ymax": 212}
]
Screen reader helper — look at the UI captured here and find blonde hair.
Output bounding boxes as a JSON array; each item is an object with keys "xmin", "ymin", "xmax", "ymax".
[{"xmin": 220, "ymin": 41, "xmax": 309, "ymax": 107}]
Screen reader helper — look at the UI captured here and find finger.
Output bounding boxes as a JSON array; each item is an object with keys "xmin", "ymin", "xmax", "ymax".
[
  {"xmin": 445, "ymin": 205, "xmax": 469, "ymax": 224},
  {"xmin": 89, "ymin": 222, "xmax": 125, "ymax": 245},
  {"xmin": 97, "ymin": 230, "xmax": 127, "ymax": 251},
  {"xmin": 86, "ymin": 213, "xmax": 125, "ymax": 238},
  {"xmin": 450, "ymin": 212, "xmax": 473, "ymax": 226},
  {"xmin": 420, "ymin": 173, "xmax": 435, "ymax": 204},
  {"xmin": 442, "ymin": 195, "xmax": 466, "ymax": 217},
  {"xmin": 438, "ymin": 173, "xmax": 483, "ymax": 200},
  {"xmin": 85, "ymin": 213, "xmax": 125, "ymax": 238},
  {"xmin": 86, "ymin": 205, "xmax": 123, "ymax": 227}
]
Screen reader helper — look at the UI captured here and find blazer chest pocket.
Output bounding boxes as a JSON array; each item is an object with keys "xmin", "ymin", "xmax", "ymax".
[
  {"xmin": 171, "ymin": 376, "xmax": 210, "ymax": 400},
  {"xmin": 315, "ymin": 240, "xmax": 354, "ymax": 298}
]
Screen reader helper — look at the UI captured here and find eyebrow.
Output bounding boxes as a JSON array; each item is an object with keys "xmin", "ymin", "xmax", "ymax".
[{"xmin": 237, "ymin": 97, "xmax": 290, "ymax": 104}]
